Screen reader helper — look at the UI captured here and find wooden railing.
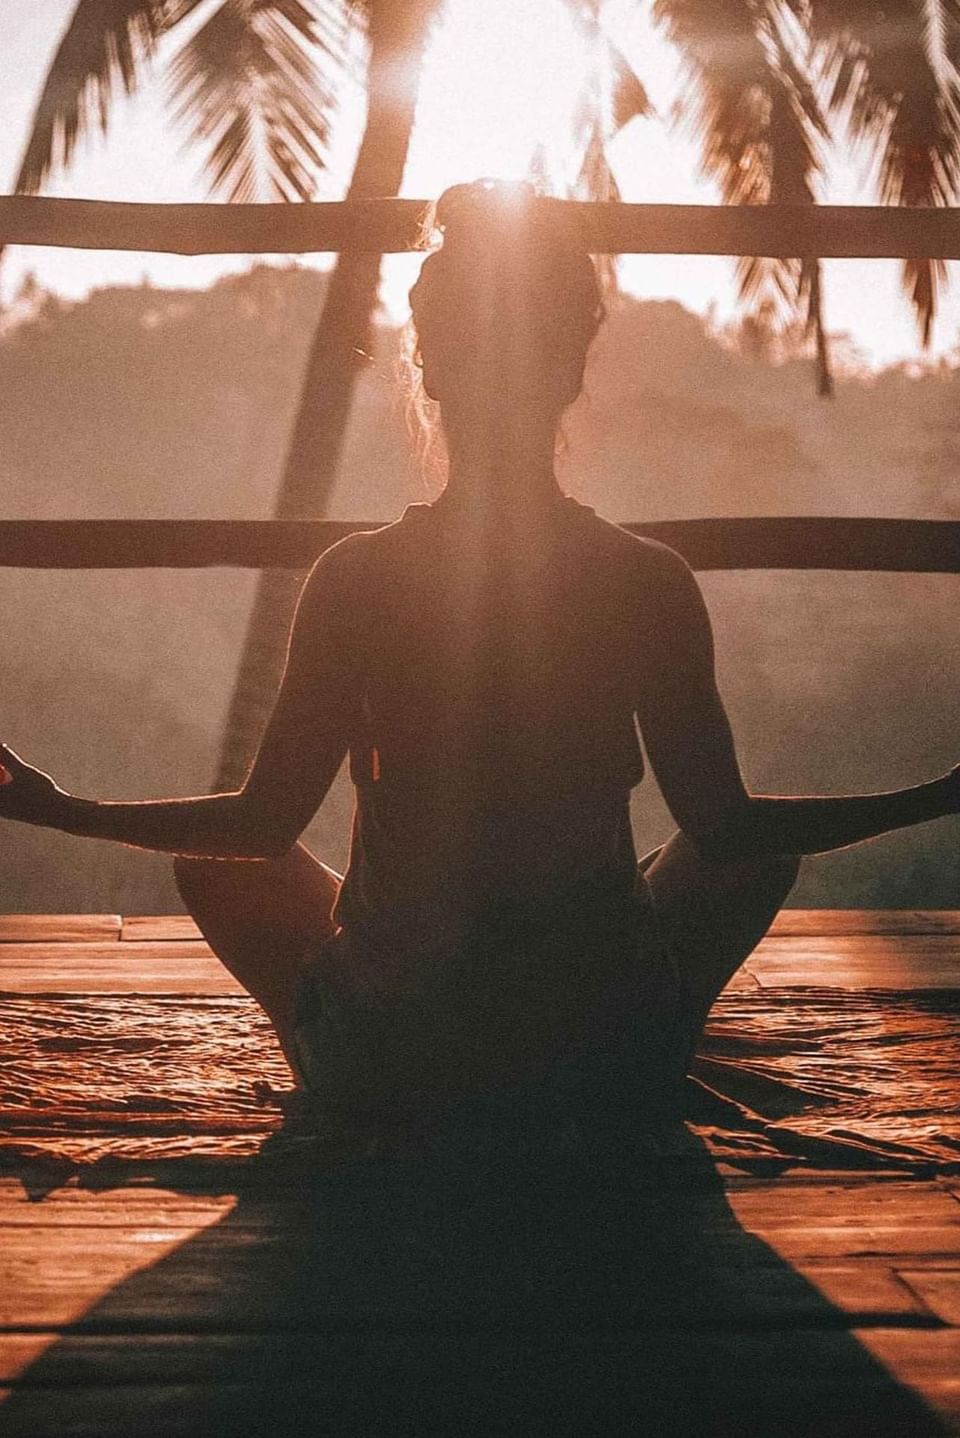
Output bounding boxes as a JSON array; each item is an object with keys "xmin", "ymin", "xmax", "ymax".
[
  {"xmin": 4, "ymin": 195, "xmax": 960, "ymax": 258},
  {"xmin": 0, "ymin": 518, "xmax": 956, "ymax": 573},
  {"xmin": 3, "ymin": 196, "xmax": 959, "ymax": 576}
]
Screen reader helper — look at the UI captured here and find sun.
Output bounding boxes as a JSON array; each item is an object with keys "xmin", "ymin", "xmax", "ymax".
[{"xmin": 379, "ymin": 0, "xmax": 599, "ymax": 320}]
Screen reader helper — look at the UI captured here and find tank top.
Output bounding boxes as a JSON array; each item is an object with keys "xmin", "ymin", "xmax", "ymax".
[{"xmin": 326, "ymin": 494, "xmax": 649, "ymax": 993}]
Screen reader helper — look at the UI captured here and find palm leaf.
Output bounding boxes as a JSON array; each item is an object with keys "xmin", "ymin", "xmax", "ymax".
[
  {"xmin": 166, "ymin": 0, "xmax": 342, "ymax": 202},
  {"xmin": 552, "ymin": 3, "xmax": 651, "ymax": 293},
  {"xmin": 13, "ymin": 0, "xmax": 200, "ymax": 196},
  {"xmin": 655, "ymin": 0, "xmax": 833, "ymax": 390},
  {"xmin": 653, "ymin": 0, "xmax": 777, "ymax": 203},
  {"xmin": 609, "ymin": 39, "xmax": 653, "ymax": 132},
  {"xmin": 807, "ymin": 0, "xmax": 960, "ymax": 345}
]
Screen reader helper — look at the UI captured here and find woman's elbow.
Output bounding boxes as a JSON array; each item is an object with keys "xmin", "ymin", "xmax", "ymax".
[
  {"xmin": 686, "ymin": 803, "xmax": 801, "ymax": 870},
  {"xmin": 684, "ymin": 799, "xmax": 765, "ymax": 862},
  {"xmin": 239, "ymin": 821, "xmax": 299, "ymax": 861},
  {"xmin": 229, "ymin": 799, "xmax": 298, "ymax": 861}
]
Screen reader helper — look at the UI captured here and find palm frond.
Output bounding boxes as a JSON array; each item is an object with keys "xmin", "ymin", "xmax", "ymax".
[
  {"xmin": 13, "ymin": 0, "xmax": 200, "ymax": 195},
  {"xmin": 655, "ymin": 0, "xmax": 832, "ymax": 389},
  {"xmin": 553, "ymin": 1, "xmax": 652, "ymax": 291},
  {"xmin": 166, "ymin": 0, "xmax": 342, "ymax": 202},
  {"xmin": 609, "ymin": 40, "xmax": 653, "ymax": 132},
  {"xmin": 807, "ymin": 0, "xmax": 960, "ymax": 344},
  {"xmin": 655, "ymin": 1, "xmax": 826, "ymax": 203},
  {"xmin": 942, "ymin": 0, "xmax": 960, "ymax": 71}
]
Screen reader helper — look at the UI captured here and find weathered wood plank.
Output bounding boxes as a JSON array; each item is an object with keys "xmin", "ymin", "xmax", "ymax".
[
  {"xmin": 777, "ymin": 1265, "xmax": 930, "ymax": 1319},
  {"xmin": 3, "ymin": 929, "xmax": 958, "ymax": 993},
  {"xmin": 749, "ymin": 962, "xmax": 960, "ymax": 989},
  {"xmin": 729, "ymin": 1185, "xmax": 960, "ymax": 1227},
  {"xmin": 0, "ymin": 917, "xmax": 121, "ymax": 944},
  {"xmin": 0, "ymin": 1173, "xmax": 925, "ymax": 1203},
  {"xmin": 756, "ymin": 936, "xmax": 960, "ymax": 958},
  {"xmin": 2, "ymin": 517, "xmax": 959, "ymax": 573},
  {"xmin": 0, "ymin": 1384, "xmax": 952, "ymax": 1438},
  {"xmin": 1, "ymin": 1326, "xmax": 958, "ymax": 1389},
  {"xmin": 0, "ymin": 1181, "xmax": 951, "ymax": 1229},
  {"xmin": 120, "ymin": 911, "xmax": 960, "ymax": 945},
  {"xmin": 736, "ymin": 1226, "xmax": 960, "ymax": 1262},
  {"xmin": 897, "ymin": 1271, "xmax": 960, "ymax": 1326},
  {"xmin": 723, "ymin": 1171, "xmax": 949, "ymax": 1189},
  {"xmin": 770, "ymin": 911, "xmax": 960, "ymax": 937},
  {"xmin": 860, "ymin": 1326, "xmax": 960, "ymax": 1376},
  {"xmin": 9, "ymin": 195, "xmax": 960, "ymax": 259},
  {"xmin": 0, "ymin": 941, "xmax": 241, "ymax": 995},
  {"xmin": 6, "ymin": 912, "xmax": 955, "ymax": 946},
  {"xmin": 0, "ymin": 1348, "xmax": 956, "ymax": 1438},
  {"xmin": 120, "ymin": 916, "xmax": 201, "ymax": 943},
  {"xmin": 748, "ymin": 935, "xmax": 960, "ymax": 989},
  {"xmin": 0, "ymin": 1205, "xmax": 951, "ymax": 1242},
  {"xmin": 0, "ymin": 1185, "xmax": 238, "ymax": 1225},
  {"xmin": 0, "ymin": 1219, "xmax": 941, "ymax": 1329}
]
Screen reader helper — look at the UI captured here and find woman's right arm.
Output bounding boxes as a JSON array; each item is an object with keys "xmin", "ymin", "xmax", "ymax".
[{"xmin": 635, "ymin": 546, "xmax": 959, "ymax": 859}]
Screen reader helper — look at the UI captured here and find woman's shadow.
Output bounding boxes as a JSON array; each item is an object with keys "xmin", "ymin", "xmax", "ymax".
[{"xmin": 0, "ymin": 1066, "xmax": 950, "ymax": 1437}]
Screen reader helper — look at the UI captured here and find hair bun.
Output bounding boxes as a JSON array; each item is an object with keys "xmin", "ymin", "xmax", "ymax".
[
  {"xmin": 435, "ymin": 180, "xmax": 588, "ymax": 255},
  {"xmin": 436, "ymin": 179, "xmax": 535, "ymax": 235}
]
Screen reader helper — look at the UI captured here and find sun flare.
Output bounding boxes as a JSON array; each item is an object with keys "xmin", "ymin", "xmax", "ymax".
[{"xmin": 381, "ymin": 0, "xmax": 603, "ymax": 318}]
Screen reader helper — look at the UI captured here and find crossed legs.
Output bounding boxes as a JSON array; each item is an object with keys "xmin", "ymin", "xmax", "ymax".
[
  {"xmin": 174, "ymin": 832, "xmax": 800, "ymax": 1089},
  {"xmin": 173, "ymin": 843, "xmax": 341, "ymax": 1083},
  {"xmin": 640, "ymin": 830, "xmax": 801, "ymax": 1045}
]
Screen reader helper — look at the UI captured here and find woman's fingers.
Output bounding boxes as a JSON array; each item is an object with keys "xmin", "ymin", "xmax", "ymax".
[
  {"xmin": 0, "ymin": 744, "xmax": 20, "ymax": 784},
  {"xmin": 0, "ymin": 744, "xmax": 35, "ymax": 777},
  {"xmin": 0, "ymin": 744, "xmax": 60, "ymax": 825}
]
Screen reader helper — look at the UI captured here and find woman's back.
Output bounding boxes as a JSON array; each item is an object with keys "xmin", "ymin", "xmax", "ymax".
[{"xmin": 331, "ymin": 493, "xmax": 669, "ymax": 974}]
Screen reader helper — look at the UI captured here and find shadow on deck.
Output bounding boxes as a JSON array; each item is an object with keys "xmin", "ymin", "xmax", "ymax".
[{"xmin": 0, "ymin": 912, "xmax": 958, "ymax": 1435}]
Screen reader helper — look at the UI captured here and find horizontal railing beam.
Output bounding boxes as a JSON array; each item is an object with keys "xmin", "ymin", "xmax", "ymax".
[
  {"xmin": 0, "ymin": 519, "xmax": 956, "ymax": 573},
  {"xmin": 5, "ymin": 196, "xmax": 960, "ymax": 258}
]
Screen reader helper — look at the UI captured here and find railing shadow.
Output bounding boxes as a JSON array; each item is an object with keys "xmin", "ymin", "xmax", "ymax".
[{"xmin": 0, "ymin": 1079, "xmax": 951, "ymax": 1438}]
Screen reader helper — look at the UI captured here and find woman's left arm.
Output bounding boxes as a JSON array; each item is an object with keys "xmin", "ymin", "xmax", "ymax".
[{"xmin": 0, "ymin": 545, "xmax": 362, "ymax": 860}]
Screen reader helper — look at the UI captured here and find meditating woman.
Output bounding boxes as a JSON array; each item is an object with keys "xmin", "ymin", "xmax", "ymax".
[{"xmin": 1, "ymin": 181, "xmax": 957, "ymax": 1135}]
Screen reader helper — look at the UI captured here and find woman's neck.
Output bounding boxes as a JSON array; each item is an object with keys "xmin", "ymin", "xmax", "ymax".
[
  {"xmin": 439, "ymin": 402, "xmax": 565, "ymax": 511},
  {"xmin": 440, "ymin": 465, "xmax": 564, "ymax": 514}
]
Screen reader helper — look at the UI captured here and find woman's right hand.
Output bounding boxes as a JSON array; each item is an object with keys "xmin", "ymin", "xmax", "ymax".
[{"xmin": 0, "ymin": 744, "xmax": 62, "ymax": 827}]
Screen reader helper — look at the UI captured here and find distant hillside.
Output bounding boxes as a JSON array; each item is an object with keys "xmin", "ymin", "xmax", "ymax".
[{"xmin": 0, "ymin": 267, "xmax": 957, "ymax": 911}]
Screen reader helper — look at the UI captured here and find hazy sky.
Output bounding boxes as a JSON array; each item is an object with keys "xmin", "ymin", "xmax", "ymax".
[{"xmin": 3, "ymin": 0, "xmax": 960, "ymax": 367}]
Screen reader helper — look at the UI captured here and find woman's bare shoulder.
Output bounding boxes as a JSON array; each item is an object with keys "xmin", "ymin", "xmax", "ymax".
[
  {"xmin": 309, "ymin": 511, "xmax": 418, "ymax": 580},
  {"xmin": 578, "ymin": 507, "xmax": 696, "ymax": 590}
]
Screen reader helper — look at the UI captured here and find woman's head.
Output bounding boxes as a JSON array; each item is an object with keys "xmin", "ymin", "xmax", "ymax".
[{"xmin": 406, "ymin": 181, "xmax": 605, "ymax": 483}]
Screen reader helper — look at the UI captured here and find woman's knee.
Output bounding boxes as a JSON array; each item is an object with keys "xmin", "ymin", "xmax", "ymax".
[
  {"xmin": 172, "ymin": 854, "xmax": 243, "ymax": 910},
  {"xmin": 718, "ymin": 849, "xmax": 800, "ymax": 900},
  {"xmin": 655, "ymin": 831, "xmax": 799, "ymax": 884},
  {"xmin": 757, "ymin": 851, "xmax": 801, "ymax": 890},
  {"xmin": 174, "ymin": 846, "xmax": 340, "ymax": 942}
]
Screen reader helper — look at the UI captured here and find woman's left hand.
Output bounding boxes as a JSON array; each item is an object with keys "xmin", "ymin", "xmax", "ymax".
[{"xmin": 0, "ymin": 744, "xmax": 63, "ymax": 826}]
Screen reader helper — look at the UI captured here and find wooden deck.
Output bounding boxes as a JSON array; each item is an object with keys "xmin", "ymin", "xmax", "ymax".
[{"xmin": 0, "ymin": 912, "xmax": 958, "ymax": 1436}]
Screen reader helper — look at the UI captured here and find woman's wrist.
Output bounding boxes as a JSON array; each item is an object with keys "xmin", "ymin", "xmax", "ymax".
[
  {"xmin": 15, "ymin": 783, "xmax": 74, "ymax": 831},
  {"xmin": 44, "ymin": 791, "xmax": 91, "ymax": 836}
]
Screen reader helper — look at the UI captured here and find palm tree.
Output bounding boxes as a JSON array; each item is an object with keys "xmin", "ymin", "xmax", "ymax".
[
  {"xmin": 11, "ymin": 3, "xmax": 342, "ymax": 203},
  {"xmin": 654, "ymin": 0, "xmax": 960, "ymax": 376},
  {"xmin": 11, "ymin": 0, "xmax": 650, "ymax": 788},
  {"xmin": 12, "ymin": 1, "xmax": 960, "ymax": 786},
  {"xmin": 210, "ymin": 0, "xmax": 437, "ymax": 788},
  {"xmin": 653, "ymin": 0, "xmax": 833, "ymax": 394},
  {"xmin": 803, "ymin": 0, "xmax": 960, "ymax": 346}
]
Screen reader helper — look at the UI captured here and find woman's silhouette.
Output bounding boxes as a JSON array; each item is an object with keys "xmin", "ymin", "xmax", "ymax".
[{"xmin": 2, "ymin": 180, "xmax": 958, "ymax": 1133}]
